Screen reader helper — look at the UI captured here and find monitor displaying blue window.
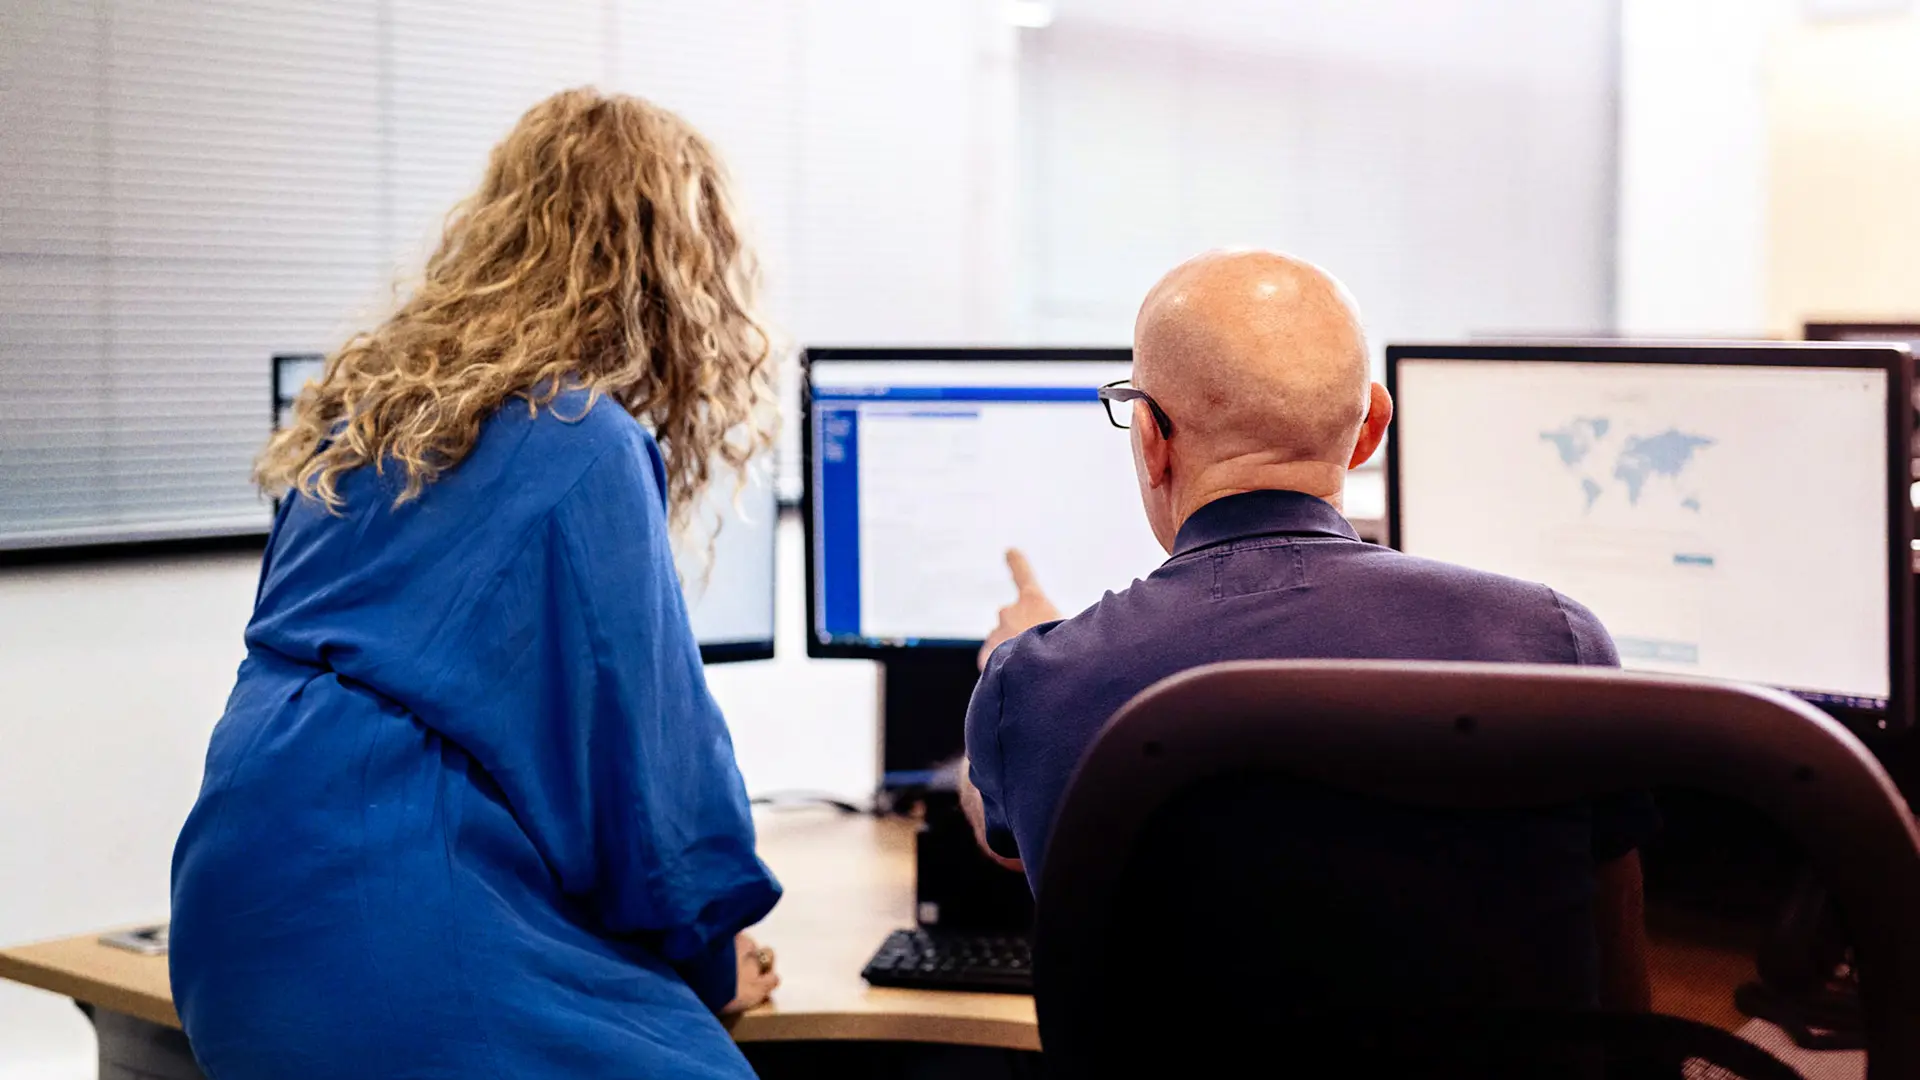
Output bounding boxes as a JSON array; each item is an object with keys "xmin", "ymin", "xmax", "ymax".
[{"xmin": 804, "ymin": 348, "xmax": 1165, "ymax": 657}]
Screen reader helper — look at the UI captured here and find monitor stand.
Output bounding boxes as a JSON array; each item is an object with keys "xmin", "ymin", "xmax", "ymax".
[
  {"xmin": 875, "ymin": 651, "xmax": 1032, "ymax": 934},
  {"xmin": 877, "ymin": 651, "xmax": 982, "ymax": 798}
]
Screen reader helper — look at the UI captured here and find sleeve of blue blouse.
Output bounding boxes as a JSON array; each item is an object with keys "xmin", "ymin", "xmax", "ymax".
[{"xmin": 479, "ymin": 428, "xmax": 780, "ymax": 1012}]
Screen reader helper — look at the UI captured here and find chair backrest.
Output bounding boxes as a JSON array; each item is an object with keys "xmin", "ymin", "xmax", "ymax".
[{"xmin": 1032, "ymin": 660, "xmax": 1920, "ymax": 1080}]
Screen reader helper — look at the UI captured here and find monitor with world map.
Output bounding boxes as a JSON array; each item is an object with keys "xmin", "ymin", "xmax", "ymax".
[
  {"xmin": 1386, "ymin": 341, "xmax": 1914, "ymax": 732},
  {"xmin": 1806, "ymin": 321, "xmax": 1920, "ymax": 477}
]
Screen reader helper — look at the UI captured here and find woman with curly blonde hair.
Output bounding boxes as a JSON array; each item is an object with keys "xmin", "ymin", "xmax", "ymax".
[{"xmin": 169, "ymin": 89, "xmax": 784, "ymax": 1079}]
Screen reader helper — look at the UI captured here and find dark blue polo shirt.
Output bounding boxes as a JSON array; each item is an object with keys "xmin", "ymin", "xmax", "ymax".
[{"xmin": 965, "ymin": 487, "xmax": 1657, "ymax": 890}]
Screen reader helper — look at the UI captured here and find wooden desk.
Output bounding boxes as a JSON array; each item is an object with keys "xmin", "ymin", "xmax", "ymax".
[
  {"xmin": 0, "ymin": 805, "xmax": 1809, "ymax": 1067},
  {"xmin": 727, "ymin": 808, "xmax": 1036, "ymax": 1049},
  {"xmin": 0, "ymin": 807, "xmax": 1038, "ymax": 1066},
  {"xmin": 0, "ymin": 924, "xmax": 178, "ymax": 1029}
]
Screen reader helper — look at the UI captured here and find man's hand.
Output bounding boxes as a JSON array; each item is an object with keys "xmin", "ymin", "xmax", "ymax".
[
  {"xmin": 978, "ymin": 549, "xmax": 1062, "ymax": 670},
  {"xmin": 958, "ymin": 757, "xmax": 1025, "ymax": 874},
  {"xmin": 720, "ymin": 932, "xmax": 780, "ymax": 1015},
  {"xmin": 1594, "ymin": 852, "xmax": 1653, "ymax": 1012}
]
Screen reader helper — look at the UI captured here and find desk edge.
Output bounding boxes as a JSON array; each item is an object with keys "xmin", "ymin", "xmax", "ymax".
[
  {"xmin": 729, "ymin": 1008, "xmax": 1041, "ymax": 1051},
  {"xmin": 0, "ymin": 944, "xmax": 1043, "ymax": 1051},
  {"xmin": 0, "ymin": 950, "xmax": 181, "ymax": 1029}
]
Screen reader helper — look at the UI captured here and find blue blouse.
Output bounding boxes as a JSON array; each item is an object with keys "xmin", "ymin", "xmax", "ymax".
[{"xmin": 170, "ymin": 391, "xmax": 781, "ymax": 1079}]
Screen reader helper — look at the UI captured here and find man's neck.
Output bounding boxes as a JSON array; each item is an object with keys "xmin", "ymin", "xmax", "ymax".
[{"xmin": 1172, "ymin": 459, "xmax": 1350, "ymax": 531}]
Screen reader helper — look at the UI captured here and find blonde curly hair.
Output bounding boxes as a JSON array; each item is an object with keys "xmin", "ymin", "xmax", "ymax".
[{"xmin": 258, "ymin": 87, "xmax": 777, "ymax": 531}]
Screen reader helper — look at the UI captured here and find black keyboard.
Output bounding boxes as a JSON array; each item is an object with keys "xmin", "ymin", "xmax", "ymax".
[{"xmin": 861, "ymin": 928, "xmax": 1033, "ymax": 994}]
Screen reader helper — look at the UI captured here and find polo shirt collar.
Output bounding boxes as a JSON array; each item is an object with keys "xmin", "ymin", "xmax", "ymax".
[{"xmin": 1171, "ymin": 488, "xmax": 1361, "ymax": 557}]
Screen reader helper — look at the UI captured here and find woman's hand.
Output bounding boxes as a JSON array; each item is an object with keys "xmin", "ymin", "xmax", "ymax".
[{"xmin": 720, "ymin": 933, "xmax": 779, "ymax": 1015}]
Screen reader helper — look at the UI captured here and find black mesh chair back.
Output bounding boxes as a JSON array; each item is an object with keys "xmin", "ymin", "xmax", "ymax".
[{"xmin": 1032, "ymin": 661, "xmax": 1920, "ymax": 1080}]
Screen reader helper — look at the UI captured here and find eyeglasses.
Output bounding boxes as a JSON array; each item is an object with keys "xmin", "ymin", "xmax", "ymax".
[{"xmin": 1098, "ymin": 379, "xmax": 1173, "ymax": 437}]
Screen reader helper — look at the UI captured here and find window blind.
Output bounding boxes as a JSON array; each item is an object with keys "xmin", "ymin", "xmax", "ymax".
[
  {"xmin": 2, "ymin": 0, "xmax": 384, "ymax": 548},
  {"xmin": 1, "ymin": 0, "xmax": 1010, "ymax": 548}
]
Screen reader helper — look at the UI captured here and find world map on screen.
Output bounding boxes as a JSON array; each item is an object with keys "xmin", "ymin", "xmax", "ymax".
[{"xmin": 1541, "ymin": 416, "xmax": 1714, "ymax": 512}]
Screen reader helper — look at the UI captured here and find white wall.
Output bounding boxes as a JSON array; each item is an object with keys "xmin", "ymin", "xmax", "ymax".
[
  {"xmin": 1018, "ymin": 0, "xmax": 1621, "ymax": 354},
  {"xmin": 0, "ymin": 555, "xmax": 253, "ymax": 1078},
  {"xmin": 1615, "ymin": 0, "xmax": 1920, "ymax": 336},
  {"xmin": 1615, "ymin": 0, "xmax": 1794, "ymax": 336},
  {"xmin": 1764, "ymin": 11, "xmax": 1920, "ymax": 330},
  {"xmin": 700, "ymin": 517, "xmax": 882, "ymax": 804}
]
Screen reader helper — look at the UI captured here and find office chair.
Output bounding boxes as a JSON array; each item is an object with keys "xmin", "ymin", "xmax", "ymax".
[{"xmin": 1032, "ymin": 661, "xmax": 1920, "ymax": 1080}]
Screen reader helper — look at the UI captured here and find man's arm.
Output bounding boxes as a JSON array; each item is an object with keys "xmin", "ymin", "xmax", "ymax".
[
  {"xmin": 960, "ymin": 639, "xmax": 1026, "ymax": 874},
  {"xmin": 959, "ymin": 757, "xmax": 1023, "ymax": 873},
  {"xmin": 959, "ymin": 548, "xmax": 1064, "ymax": 872},
  {"xmin": 1594, "ymin": 850, "xmax": 1653, "ymax": 1011}
]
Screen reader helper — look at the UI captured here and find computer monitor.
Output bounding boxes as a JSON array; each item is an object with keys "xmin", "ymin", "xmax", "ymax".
[
  {"xmin": 269, "ymin": 353, "xmax": 776, "ymax": 664},
  {"xmin": 1387, "ymin": 341, "xmax": 1913, "ymax": 732},
  {"xmin": 272, "ymin": 352, "xmax": 326, "ymax": 431},
  {"xmin": 1807, "ymin": 322, "xmax": 1920, "ymax": 474},
  {"xmin": 1805, "ymin": 321, "xmax": 1920, "ymax": 348},
  {"xmin": 676, "ymin": 463, "xmax": 777, "ymax": 664},
  {"xmin": 802, "ymin": 347, "xmax": 1163, "ymax": 659}
]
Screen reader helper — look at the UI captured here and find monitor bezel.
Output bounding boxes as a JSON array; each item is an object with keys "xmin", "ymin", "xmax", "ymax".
[
  {"xmin": 1805, "ymin": 321, "xmax": 1920, "ymax": 344},
  {"xmin": 1384, "ymin": 340, "xmax": 1916, "ymax": 735},
  {"xmin": 271, "ymin": 351, "xmax": 326, "ymax": 428},
  {"xmin": 801, "ymin": 345, "xmax": 1135, "ymax": 661},
  {"xmin": 699, "ymin": 639, "xmax": 775, "ymax": 665},
  {"xmin": 689, "ymin": 471, "xmax": 779, "ymax": 667}
]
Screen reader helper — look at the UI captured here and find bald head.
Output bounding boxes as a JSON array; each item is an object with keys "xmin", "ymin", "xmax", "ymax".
[{"xmin": 1134, "ymin": 250, "xmax": 1370, "ymax": 465}]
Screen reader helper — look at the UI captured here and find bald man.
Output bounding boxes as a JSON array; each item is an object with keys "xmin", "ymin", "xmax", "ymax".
[{"xmin": 961, "ymin": 250, "xmax": 1656, "ymax": 1011}]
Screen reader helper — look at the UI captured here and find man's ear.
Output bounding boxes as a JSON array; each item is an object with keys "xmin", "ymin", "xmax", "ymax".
[
  {"xmin": 1348, "ymin": 383, "xmax": 1393, "ymax": 470},
  {"xmin": 1139, "ymin": 404, "xmax": 1174, "ymax": 489}
]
